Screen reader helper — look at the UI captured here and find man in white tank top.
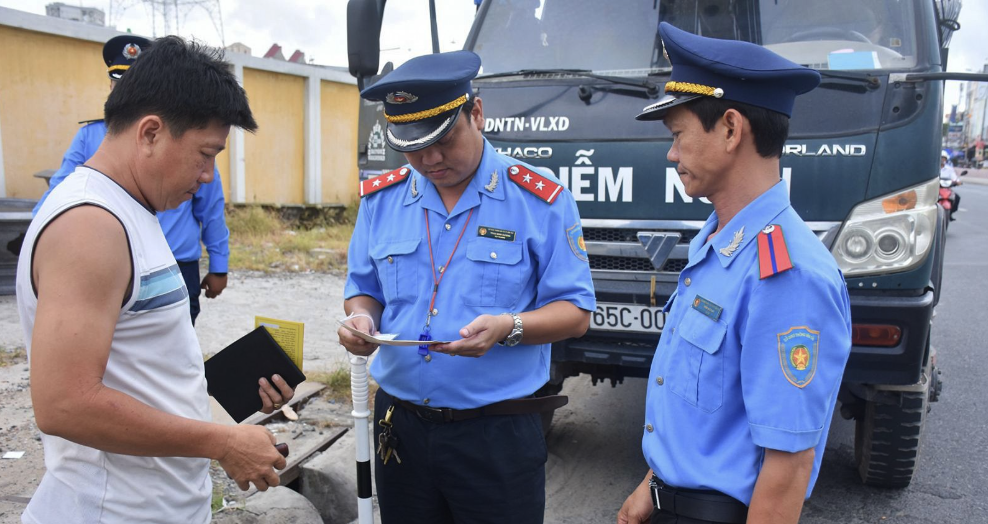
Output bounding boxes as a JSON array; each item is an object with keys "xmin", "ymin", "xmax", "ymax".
[{"xmin": 16, "ymin": 36, "xmax": 295, "ymax": 524}]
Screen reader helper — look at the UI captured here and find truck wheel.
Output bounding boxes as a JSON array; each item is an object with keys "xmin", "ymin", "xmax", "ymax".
[{"xmin": 854, "ymin": 391, "xmax": 928, "ymax": 488}]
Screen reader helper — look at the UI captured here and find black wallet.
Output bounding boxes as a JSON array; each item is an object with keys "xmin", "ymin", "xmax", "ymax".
[{"xmin": 204, "ymin": 326, "xmax": 306, "ymax": 423}]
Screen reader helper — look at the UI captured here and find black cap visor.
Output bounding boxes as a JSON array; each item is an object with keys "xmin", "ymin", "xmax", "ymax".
[
  {"xmin": 385, "ymin": 108, "xmax": 462, "ymax": 152},
  {"xmin": 636, "ymin": 92, "xmax": 702, "ymax": 121}
]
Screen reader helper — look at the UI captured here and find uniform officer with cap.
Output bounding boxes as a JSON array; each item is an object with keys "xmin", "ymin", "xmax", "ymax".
[
  {"xmin": 618, "ymin": 23, "xmax": 852, "ymax": 524},
  {"xmin": 338, "ymin": 50, "xmax": 595, "ymax": 524},
  {"xmin": 34, "ymin": 34, "xmax": 231, "ymax": 324}
]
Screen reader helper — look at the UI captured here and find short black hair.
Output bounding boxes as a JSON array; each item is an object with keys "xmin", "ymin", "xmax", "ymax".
[
  {"xmin": 683, "ymin": 98, "xmax": 789, "ymax": 158},
  {"xmin": 461, "ymin": 94, "xmax": 477, "ymax": 122},
  {"xmin": 104, "ymin": 36, "xmax": 257, "ymax": 136}
]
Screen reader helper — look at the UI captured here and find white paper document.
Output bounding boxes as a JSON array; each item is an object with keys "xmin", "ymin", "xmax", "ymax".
[{"xmin": 337, "ymin": 320, "xmax": 449, "ymax": 346}]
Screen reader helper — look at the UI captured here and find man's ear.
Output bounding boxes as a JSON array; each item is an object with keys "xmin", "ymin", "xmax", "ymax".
[
  {"xmin": 471, "ymin": 97, "xmax": 485, "ymax": 131},
  {"xmin": 721, "ymin": 109, "xmax": 745, "ymax": 153},
  {"xmin": 136, "ymin": 115, "xmax": 165, "ymax": 157}
]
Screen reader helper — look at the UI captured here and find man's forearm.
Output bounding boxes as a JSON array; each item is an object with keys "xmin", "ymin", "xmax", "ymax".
[
  {"xmin": 517, "ymin": 300, "xmax": 591, "ymax": 345},
  {"xmin": 746, "ymin": 448, "xmax": 814, "ymax": 524},
  {"xmin": 344, "ymin": 295, "xmax": 384, "ymax": 328},
  {"xmin": 35, "ymin": 382, "xmax": 232, "ymax": 460}
]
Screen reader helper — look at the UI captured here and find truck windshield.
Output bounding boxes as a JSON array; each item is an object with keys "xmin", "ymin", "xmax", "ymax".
[{"xmin": 470, "ymin": 0, "xmax": 919, "ymax": 76}]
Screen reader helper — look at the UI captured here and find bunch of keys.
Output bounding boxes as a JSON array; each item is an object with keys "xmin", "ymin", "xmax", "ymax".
[{"xmin": 377, "ymin": 405, "xmax": 402, "ymax": 465}]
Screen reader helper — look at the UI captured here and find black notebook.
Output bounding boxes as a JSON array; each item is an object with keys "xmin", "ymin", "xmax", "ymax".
[{"xmin": 204, "ymin": 326, "xmax": 307, "ymax": 423}]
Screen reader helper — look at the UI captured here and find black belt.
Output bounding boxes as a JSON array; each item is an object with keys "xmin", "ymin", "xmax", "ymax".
[
  {"xmin": 391, "ymin": 395, "xmax": 568, "ymax": 424},
  {"xmin": 649, "ymin": 475, "xmax": 748, "ymax": 524}
]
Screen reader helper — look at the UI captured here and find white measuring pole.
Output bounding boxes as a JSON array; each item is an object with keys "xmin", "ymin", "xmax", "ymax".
[{"xmin": 350, "ymin": 354, "xmax": 374, "ymax": 524}]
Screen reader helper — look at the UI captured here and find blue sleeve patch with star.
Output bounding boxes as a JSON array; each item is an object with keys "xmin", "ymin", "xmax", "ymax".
[
  {"xmin": 777, "ymin": 326, "xmax": 819, "ymax": 388},
  {"xmin": 566, "ymin": 223, "xmax": 588, "ymax": 262}
]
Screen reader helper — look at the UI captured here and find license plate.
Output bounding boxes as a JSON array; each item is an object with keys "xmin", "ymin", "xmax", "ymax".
[{"xmin": 591, "ymin": 302, "xmax": 666, "ymax": 334}]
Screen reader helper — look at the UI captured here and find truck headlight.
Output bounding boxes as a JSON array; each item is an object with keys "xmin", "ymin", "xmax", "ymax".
[{"xmin": 831, "ymin": 178, "xmax": 938, "ymax": 277}]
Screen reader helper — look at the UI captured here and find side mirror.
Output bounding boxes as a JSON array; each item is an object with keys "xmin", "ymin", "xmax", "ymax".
[{"xmin": 347, "ymin": 0, "xmax": 384, "ymax": 84}]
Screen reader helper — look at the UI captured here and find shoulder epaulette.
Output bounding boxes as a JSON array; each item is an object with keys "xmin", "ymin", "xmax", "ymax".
[
  {"xmin": 757, "ymin": 225, "xmax": 794, "ymax": 279},
  {"xmin": 78, "ymin": 118, "xmax": 104, "ymax": 125},
  {"xmin": 507, "ymin": 165, "xmax": 562, "ymax": 204},
  {"xmin": 360, "ymin": 167, "xmax": 410, "ymax": 198}
]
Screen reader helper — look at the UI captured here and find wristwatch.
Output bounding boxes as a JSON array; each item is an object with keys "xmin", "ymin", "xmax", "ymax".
[{"xmin": 499, "ymin": 312, "xmax": 524, "ymax": 347}]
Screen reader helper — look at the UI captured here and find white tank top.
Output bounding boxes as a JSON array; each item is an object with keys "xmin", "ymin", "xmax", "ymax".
[{"xmin": 17, "ymin": 167, "xmax": 212, "ymax": 524}]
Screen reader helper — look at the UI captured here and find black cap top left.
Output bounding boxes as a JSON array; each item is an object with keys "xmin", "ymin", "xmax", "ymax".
[{"xmin": 103, "ymin": 35, "xmax": 152, "ymax": 80}]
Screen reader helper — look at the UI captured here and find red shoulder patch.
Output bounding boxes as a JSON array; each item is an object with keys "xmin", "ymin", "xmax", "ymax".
[
  {"xmin": 360, "ymin": 167, "xmax": 410, "ymax": 198},
  {"xmin": 507, "ymin": 165, "xmax": 562, "ymax": 204},
  {"xmin": 757, "ymin": 225, "xmax": 794, "ymax": 279}
]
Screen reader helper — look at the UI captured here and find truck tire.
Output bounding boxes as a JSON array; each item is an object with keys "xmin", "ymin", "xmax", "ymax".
[{"xmin": 854, "ymin": 390, "xmax": 928, "ymax": 488}]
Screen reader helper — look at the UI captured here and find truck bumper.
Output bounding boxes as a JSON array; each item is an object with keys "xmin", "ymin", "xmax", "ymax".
[
  {"xmin": 551, "ymin": 280, "xmax": 934, "ymax": 388},
  {"xmin": 843, "ymin": 289, "xmax": 933, "ymax": 386}
]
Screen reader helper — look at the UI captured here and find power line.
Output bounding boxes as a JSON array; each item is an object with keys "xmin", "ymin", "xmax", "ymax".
[{"xmin": 109, "ymin": 0, "xmax": 224, "ymax": 45}]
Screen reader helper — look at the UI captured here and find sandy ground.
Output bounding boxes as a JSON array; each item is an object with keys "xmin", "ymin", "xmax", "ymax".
[{"xmin": 0, "ymin": 270, "xmax": 351, "ymax": 522}]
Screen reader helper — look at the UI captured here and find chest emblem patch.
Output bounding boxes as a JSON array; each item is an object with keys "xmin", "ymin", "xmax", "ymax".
[{"xmin": 777, "ymin": 326, "xmax": 819, "ymax": 388}]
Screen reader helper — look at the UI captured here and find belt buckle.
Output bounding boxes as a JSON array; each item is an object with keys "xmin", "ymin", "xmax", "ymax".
[{"xmin": 416, "ymin": 405, "xmax": 452, "ymax": 423}]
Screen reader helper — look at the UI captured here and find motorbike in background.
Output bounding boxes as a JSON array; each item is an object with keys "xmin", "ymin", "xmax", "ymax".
[{"xmin": 938, "ymin": 169, "xmax": 967, "ymax": 227}]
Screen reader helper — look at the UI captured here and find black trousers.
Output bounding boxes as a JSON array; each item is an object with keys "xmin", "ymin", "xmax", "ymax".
[
  {"xmin": 373, "ymin": 388, "xmax": 547, "ymax": 524},
  {"xmin": 177, "ymin": 260, "xmax": 201, "ymax": 325},
  {"xmin": 652, "ymin": 512, "xmax": 723, "ymax": 524}
]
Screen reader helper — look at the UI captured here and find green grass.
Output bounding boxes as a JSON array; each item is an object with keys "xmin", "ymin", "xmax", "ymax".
[
  {"xmin": 306, "ymin": 367, "xmax": 354, "ymax": 402},
  {"xmin": 224, "ymin": 204, "xmax": 355, "ymax": 273},
  {"xmin": 0, "ymin": 347, "xmax": 26, "ymax": 367},
  {"xmin": 210, "ymin": 478, "xmax": 225, "ymax": 512},
  {"xmin": 305, "ymin": 361, "xmax": 380, "ymax": 403}
]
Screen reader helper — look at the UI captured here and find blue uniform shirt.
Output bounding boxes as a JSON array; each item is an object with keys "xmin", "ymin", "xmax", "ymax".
[
  {"xmin": 33, "ymin": 121, "xmax": 230, "ymax": 273},
  {"xmin": 345, "ymin": 139, "xmax": 596, "ymax": 409},
  {"xmin": 642, "ymin": 181, "xmax": 851, "ymax": 504}
]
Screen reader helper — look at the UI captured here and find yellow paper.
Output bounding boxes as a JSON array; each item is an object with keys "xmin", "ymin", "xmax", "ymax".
[{"xmin": 254, "ymin": 316, "xmax": 304, "ymax": 371}]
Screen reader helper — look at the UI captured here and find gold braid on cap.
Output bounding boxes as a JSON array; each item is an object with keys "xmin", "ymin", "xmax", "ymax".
[
  {"xmin": 108, "ymin": 64, "xmax": 131, "ymax": 74},
  {"xmin": 665, "ymin": 81, "xmax": 724, "ymax": 98},
  {"xmin": 385, "ymin": 93, "xmax": 469, "ymax": 123}
]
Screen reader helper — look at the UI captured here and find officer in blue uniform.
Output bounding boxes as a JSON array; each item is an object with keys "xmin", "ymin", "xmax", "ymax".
[
  {"xmin": 338, "ymin": 51, "xmax": 595, "ymax": 524},
  {"xmin": 34, "ymin": 34, "xmax": 230, "ymax": 324},
  {"xmin": 618, "ymin": 23, "xmax": 852, "ymax": 524}
]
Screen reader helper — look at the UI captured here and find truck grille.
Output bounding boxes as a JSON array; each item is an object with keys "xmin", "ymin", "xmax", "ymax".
[
  {"xmin": 590, "ymin": 256, "xmax": 655, "ymax": 272},
  {"xmin": 589, "ymin": 255, "xmax": 687, "ymax": 273},
  {"xmin": 584, "ymin": 227, "xmax": 693, "ymax": 274},
  {"xmin": 584, "ymin": 228, "xmax": 695, "ymax": 244},
  {"xmin": 662, "ymin": 259, "xmax": 687, "ymax": 272}
]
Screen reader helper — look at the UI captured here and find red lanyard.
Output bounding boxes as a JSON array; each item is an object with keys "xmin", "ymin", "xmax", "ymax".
[{"xmin": 423, "ymin": 208, "xmax": 473, "ymax": 327}]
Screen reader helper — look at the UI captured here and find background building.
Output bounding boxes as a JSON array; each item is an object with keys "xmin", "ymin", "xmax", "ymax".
[
  {"xmin": 0, "ymin": 6, "xmax": 360, "ymax": 206},
  {"xmin": 45, "ymin": 2, "xmax": 104, "ymax": 26},
  {"xmin": 960, "ymin": 65, "xmax": 988, "ymax": 163}
]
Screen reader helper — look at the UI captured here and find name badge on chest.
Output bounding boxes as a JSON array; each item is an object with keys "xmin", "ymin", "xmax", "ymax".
[
  {"xmin": 478, "ymin": 226, "xmax": 516, "ymax": 242},
  {"xmin": 691, "ymin": 295, "xmax": 723, "ymax": 322}
]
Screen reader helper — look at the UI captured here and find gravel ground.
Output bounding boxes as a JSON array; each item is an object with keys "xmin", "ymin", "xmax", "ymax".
[{"xmin": 0, "ymin": 270, "xmax": 352, "ymax": 523}]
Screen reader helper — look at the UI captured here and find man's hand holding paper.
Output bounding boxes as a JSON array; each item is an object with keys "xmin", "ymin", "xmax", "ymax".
[
  {"xmin": 338, "ymin": 318, "xmax": 378, "ymax": 357},
  {"xmin": 337, "ymin": 319, "xmax": 449, "ymax": 350}
]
